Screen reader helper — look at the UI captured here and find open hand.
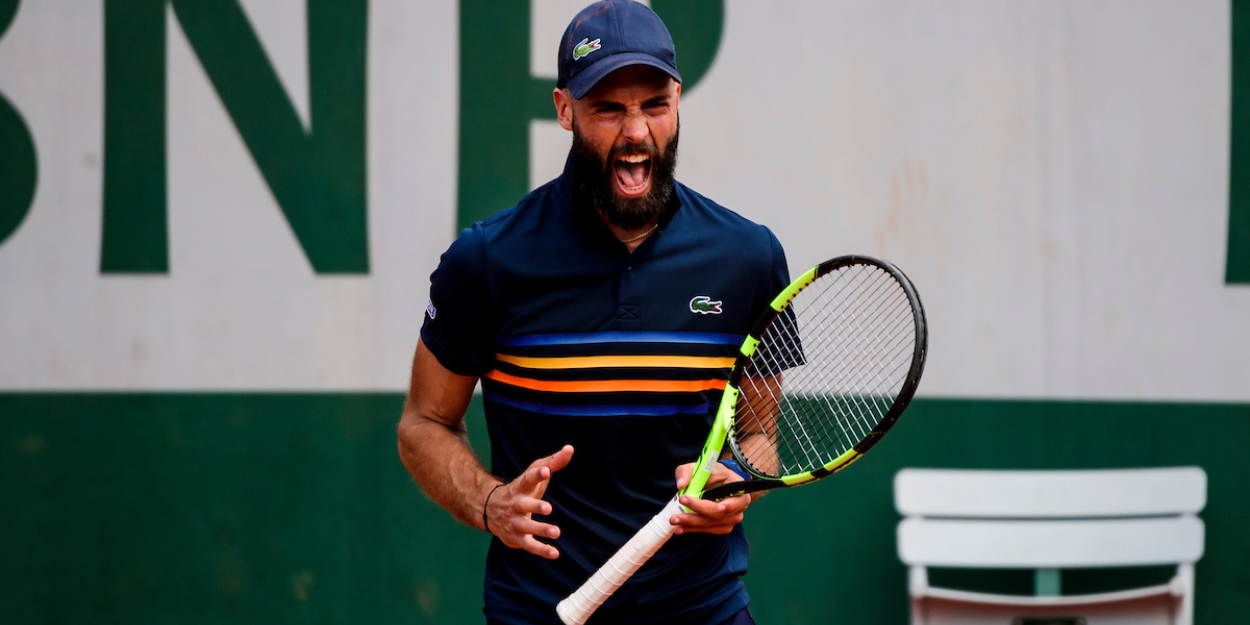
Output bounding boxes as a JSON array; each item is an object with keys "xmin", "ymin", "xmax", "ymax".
[{"xmin": 484, "ymin": 445, "xmax": 574, "ymax": 559}]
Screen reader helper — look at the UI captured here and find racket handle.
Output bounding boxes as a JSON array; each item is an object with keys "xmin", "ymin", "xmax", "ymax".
[{"xmin": 556, "ymin": 496, "xmax": 683, "ymax": 625}]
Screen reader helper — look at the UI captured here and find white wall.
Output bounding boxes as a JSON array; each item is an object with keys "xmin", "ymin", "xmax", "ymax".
[{"xmin": 1, "ymin": 0, "xmax": 1246, "ymax": 401}]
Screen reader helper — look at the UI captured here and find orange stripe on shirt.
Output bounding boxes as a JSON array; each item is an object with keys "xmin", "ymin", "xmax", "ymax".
[
  {"xmin": 495, "ymin": 353, "xmax": 735, "ymax": 370},
  {"xmin": 483, "ymin": 370, "xmax": 729, "ymax": 393}
]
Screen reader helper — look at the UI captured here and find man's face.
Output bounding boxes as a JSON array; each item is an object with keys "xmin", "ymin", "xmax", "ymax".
[{"xmin": 562, "ymin": 65, "xmax": 681, "ymax": 230}]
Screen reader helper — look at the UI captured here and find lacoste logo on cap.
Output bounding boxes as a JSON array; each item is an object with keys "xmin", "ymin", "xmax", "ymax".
[
  {"xmin": 689, "ymin": 296, "xmax": 723, "ymax": 315},
  {"xmin": 573, "ymin": 37, "xmax": 602, "ymax": 61}
]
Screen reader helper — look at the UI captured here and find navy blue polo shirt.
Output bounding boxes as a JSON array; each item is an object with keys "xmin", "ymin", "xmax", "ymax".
[{"xmin": 421, "ymin": 164, "xmax": 790, "ymax": 625}]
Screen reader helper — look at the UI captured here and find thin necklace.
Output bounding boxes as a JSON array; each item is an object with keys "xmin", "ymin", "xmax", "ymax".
[{"xmin": 618, "ymin": 223, "xmax": 659, "ymax": 244}]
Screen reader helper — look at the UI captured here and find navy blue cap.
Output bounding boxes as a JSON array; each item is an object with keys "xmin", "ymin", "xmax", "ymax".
[{"xmin": 557, "ymin": 0, "xmax": 682, "ymax": 100}]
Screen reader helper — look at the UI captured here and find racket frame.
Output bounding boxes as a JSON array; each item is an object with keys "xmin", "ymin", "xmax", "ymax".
[
  {"xmin": 556, "ymin": 255, "xmax": 927, "ymax": 625},
  {"xmin": 699, "ymin": 255, "xmax": 928, "ymax": 501}
]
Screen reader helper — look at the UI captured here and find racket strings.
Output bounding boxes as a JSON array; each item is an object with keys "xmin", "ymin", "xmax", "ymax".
[{"xmin": 732, "ymin": 263, "xmax": 917, "ymax": 478}]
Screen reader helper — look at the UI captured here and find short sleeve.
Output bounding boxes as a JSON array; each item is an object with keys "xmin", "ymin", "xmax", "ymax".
[
  {"xmin": 765, "ymin": 229, "xmax": 790, "ymax": 310},
  {"xmin": 420, "ymin": 226, "xmax": 497, "ymax": 377},
  {"xmin": 748, "ymin": 227, "xmax": 792, "ymax": 320},
  {"xmin": 746, "ymin": 229, "xmax": 806, "ymax": 376}
]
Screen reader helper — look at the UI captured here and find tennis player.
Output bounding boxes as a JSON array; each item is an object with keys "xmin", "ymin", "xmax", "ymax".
[{"xmin": 397, "ymin": 1, "xmax": 790, "ymax": 623}]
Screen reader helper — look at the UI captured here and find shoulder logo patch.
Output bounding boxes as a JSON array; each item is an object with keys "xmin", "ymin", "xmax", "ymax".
[
  {"xmin": 689, "ymin": 296, "xmax": 723, "ymax": 315},
  {"xmin": 425, "ymin": 299, "xmax": 437, "ymax": 320},
  {"xmin": 573, "ymin": 37, "xmax": 602, "ymax": 61}
]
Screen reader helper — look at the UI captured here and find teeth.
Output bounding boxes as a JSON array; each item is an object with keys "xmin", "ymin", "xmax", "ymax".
[{"xmin": 617, "ymin": 154, "xmax": 649, "ymax": 164}]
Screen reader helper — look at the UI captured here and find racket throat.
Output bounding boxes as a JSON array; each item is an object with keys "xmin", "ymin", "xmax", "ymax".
[{"xmin": 681, "ymin": 386, "xmax": 738, "ymax": 501}]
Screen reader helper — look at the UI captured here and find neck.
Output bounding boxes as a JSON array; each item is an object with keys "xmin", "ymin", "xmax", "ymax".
[{"xmin": 597, "ymin": 211, "xmax": 658, "ymax": 253}]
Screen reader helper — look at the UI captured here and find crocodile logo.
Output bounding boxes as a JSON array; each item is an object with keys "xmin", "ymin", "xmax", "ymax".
[
  {"xmin": 573, "ymin": 37, "xmax": 602, "ymax": 61},
  {"xmin": 689, "ymin": 296, "xmax": 723, "ymax": 315}
]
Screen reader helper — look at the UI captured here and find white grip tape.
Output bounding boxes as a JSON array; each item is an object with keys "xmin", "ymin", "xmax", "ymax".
[{"xmin": 555, "ymin": 496, "xmax": 683, "ymax": 625}]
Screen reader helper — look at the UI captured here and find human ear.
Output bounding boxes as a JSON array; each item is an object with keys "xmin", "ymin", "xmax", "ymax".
[{"xmin": 554, "ymin": 88, "xmax": 574, "ymax": 131}]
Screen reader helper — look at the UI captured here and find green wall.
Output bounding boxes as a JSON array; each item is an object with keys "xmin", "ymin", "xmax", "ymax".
[{"xmin": 3, "ymin": 395, "xmax": 1247, "ymax": 623}]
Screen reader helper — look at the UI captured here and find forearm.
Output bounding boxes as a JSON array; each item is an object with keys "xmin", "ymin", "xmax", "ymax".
[
  {"xmin": 735, "ymin": 374, "xmax": 782, "ymax": 478},
  {"xmin": 397, "ymin": 412, "xmax": 500, "ymax": 531},
  {"xmin": 731, "ymin": 432, "xmax": 779, "ymax": 477},
  {"xmin": 396, "ymin": 340, "xmax": 569, "ymax": 556}
]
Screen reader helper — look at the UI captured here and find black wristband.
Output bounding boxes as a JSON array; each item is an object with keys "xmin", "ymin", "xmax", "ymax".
[{"xmin": 482, "ymin": 483, "xmax": 504, "ymax": 533}]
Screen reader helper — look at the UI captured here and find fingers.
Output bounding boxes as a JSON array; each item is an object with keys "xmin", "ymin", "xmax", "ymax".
[
  {"xmin": 516, "ymin": 445, "xmax": 575, "ymax": 496},
  {"xmin": 674, "ymin": 458, "xmax": 745, "ymax": 493},
  {"xmin": 486, "ymin": 484, "xmax": 565, "ymax": 558},
  {"xmin": 486, "ymin": 445, "xmax": 574, "ymax": 559},
  {"xmin": 674, "ymin": 463, "xmax": 694, "ymax": 491},
  {"xmin": 670, "ymin": 493, "xmax": 750, "ymax": 535},
  {"xmin": 518, "ymin": 536, "xmax": 561, "ymax": 560},
  {"xmin": 542, "ymin": 444, "xmax": 575, "ymax": 473},
  {"xmin": 494, "ymin": 516, "xmax": 560, "ymax": 559},
  {"xmin": 514, "ymin": 493, "xmax": 552, "ymax": 517},
  {"xmin": 515, "ymin": 463, "xmax": 552, "ymax": 494},
  {"xmin": 499, "ymin": 515, "xmax": 563, "ymax": 559},
  {"xmin": 669, "ymin": 461, "xmax": 753, "ymax": 535}
]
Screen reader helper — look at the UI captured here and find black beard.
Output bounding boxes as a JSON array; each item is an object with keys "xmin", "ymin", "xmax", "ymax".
[{"xmin": 570, "ymin": 120, "xmax": 679, "ymax": 231}]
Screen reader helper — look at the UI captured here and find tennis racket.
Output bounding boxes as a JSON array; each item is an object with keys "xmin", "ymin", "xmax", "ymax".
[{"xmin": 556, "ymin": 255, "xmax": 928, "ymax": 625}]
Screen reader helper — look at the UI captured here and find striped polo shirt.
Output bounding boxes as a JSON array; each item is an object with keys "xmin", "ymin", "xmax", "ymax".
[{"xmin": 421, "ymin": 162, "xmax": 790, "ymax": 625}]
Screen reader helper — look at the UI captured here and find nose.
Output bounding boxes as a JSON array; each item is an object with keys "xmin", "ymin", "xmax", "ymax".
[{"xmin": 621, "ymin": 110, "xmax": 648, "ymax": 144}]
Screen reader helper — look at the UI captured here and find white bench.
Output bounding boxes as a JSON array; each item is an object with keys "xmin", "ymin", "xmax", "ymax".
[{"xmin": 895, "ymin": 467, "xmax": 1206, "ymax": 625}]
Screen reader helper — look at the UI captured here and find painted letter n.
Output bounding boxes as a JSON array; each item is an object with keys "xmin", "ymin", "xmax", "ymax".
[{"xmin": 102, "ymin": 0, "xmax": 368, "ymax": 274}]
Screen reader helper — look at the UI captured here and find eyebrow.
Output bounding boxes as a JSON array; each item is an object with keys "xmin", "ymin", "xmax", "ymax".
[
  {"xmin": 585, "ymin": 92, "xmax": 670, "ymax": 111},
  {"xmin": 592, "ymin": 100, "xmax": 626, "ymax": 112}
]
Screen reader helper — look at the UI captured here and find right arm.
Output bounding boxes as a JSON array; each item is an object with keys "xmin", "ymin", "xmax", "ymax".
[
  {"xmin": 397, "ymin": 339, "xmax": 573, "ymax": 559},
  {"xmin": 733, "ymin": 373, "xmax": 782, "ymax": 476},
  {"xmin": 670, "ymin": 373, "xmax": 779, "ymax": 534},
  {"xmin": 396, "ymin": 338, "xmax": 494, "ymax": 530}
]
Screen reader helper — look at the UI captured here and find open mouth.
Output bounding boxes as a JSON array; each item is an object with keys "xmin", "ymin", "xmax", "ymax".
[{"xmin": 612, "ymin": 153, "xmax": 652, "ymax": 197}]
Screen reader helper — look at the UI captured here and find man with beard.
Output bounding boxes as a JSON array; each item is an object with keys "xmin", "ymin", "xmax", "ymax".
[{"xmin": 397, "ymin": 1, "xmax": 789, "ymax": 623}]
